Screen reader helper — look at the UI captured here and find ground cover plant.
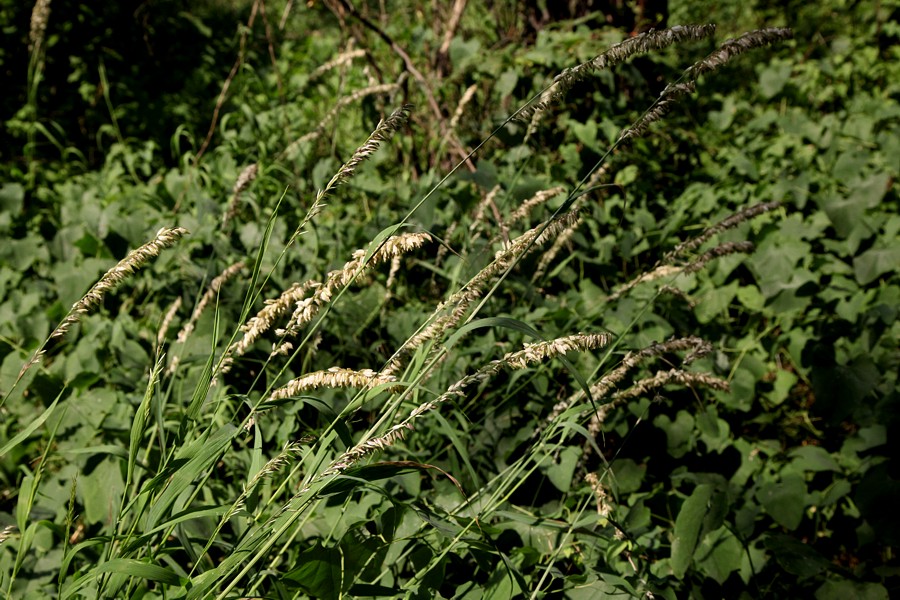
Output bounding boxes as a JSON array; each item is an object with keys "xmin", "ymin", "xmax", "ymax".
[{"xmin": 1, "ymin": 0, "xmax": 898, "ymax": 598}]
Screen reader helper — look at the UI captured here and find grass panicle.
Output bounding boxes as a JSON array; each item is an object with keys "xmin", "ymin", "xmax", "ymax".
[
  {"xmin": 522, "ymin": 24, "xmax": 717, "ymax": 131},
  {"xmin": 618, "ymin": 28, "xmax": 794, "ymax": 144},
  {"xmin": 156, "ymin": 296, "xmax": 183, "ymax": 346},
  {"xmin": 547, "ymin": 335, "xmax": 713, "ymax": 426},
  {"xmin": 273, "ymin": 231, "xmax": 432, "ymax": 355},
  {"xmin": 28, "ymin": 0, "xmax": 51, "ymax": 52},
  {"xmin": 283, "ymin": 83, "xmax": 401, "ymax": 159},
  {"xmin": 17, "ymin": 226, "xmax": 187, "ymax": 380},
  {"xmin": 384, "ymin": 209, "xmax": 583, "ymax": 374},
  {"xmin": 176, "ymin": 260, "xmax": 246, "ymax": 344},
  {"xmin": 0, "ymin": 525, "xmax": 16, "ymax": 546},
  {"xmin": 268, "ymin": 367, "xmax": 400, "ymax": 401},
  {"xmin": 1, "ymin": 15, "xmax": 809, "ymax": 598},
  {"xmin": 326, "ymin": 103, "xmax": 413, "ymax": 190},
  {"xmin": 609, "ymin": 201, "xmax": 782, "ymax": 301},
  {"xmin": 223, "ymin": 163, "xmax": 259, "ymax": 227}
]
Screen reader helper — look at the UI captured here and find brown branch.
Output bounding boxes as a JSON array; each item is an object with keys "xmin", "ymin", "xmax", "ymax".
[
  {"xmin": 195, "ymin": 0, "xmax": 260, "ymax": 164},
  {"xmin": 334, "ymin": 0, "xmax": 475, "ymax": 171},
  {"xmin": 435, "ymin": 0, "xmax": 468, "ymax": 78}
]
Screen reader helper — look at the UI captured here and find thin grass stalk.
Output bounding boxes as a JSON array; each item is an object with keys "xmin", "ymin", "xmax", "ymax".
[
  {"xmin": 212, "ymin": 332, "xmax": 613, "ymax": 596},
  {"xmin": 186, "ymin": 441, "xmax": 306, "ymax": 580},
  {"xmin": 24, "ymin": 0, "xmax": 52, "ymax": 186},
  {"xmin": 205, "ymin": 26, "xmax": 793, "ymax": 598}
]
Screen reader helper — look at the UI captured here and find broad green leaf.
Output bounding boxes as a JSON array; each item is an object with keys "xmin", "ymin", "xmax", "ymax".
[
  {"xmin": 671, "ymin": 483, "xmax": 715, "ymax": 579},
  {"xmin": 609, "ymin": 458, "xmax": 645, "ymax": 495},
  {"xmin": 654, "ymin": 411, "xmax": 695, "ymax": 458},
  {"xmin": 854, "ymin": 246, "xmax": 900, "ymax": 285},
  {"xmin": 282, "ymin": 541, "xmax": 344, "ymax": 600},
  {"xmin": 815, "ymin": 578, "xmax": 889, "ymax": 600},
  {"xmin": 764, "ymin": 534, "xmax": 829, "ymax": 578},
  {"xmin": 81, "ymin": 456, "xmax": 124, "ymax": 527},
  {"xmin": 694, "ymin": 526, "xmax": 743, "ymax": 584},
  {"xmin": 758, "ymin": 60, "xmax": 793, "ymax": 98},
  {"xmin": 757, "ymin": 474, "xmax": 806, "ymax": 530},
  {"xmin": 789, "ymin": 446, "xmax": 840, "ymax": 472},
  {"xmin": 544, "ymin": 446, "xmax": 580, "ymax": 492},
  {"xmin": 769, "ymin": 369, "xmax": 799, "ymax": 405}
]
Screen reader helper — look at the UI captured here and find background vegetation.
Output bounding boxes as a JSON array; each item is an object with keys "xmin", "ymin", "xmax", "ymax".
[{"xmin": 1, "ymin": 0, "xmax": 898, "ymax": 598}]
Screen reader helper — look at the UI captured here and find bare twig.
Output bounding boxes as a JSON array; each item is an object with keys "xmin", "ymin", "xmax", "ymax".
[
  {"xmin": 435, "ymin": 0, "xmax": 468, "ymax": 77},
  {"xmin": 195, "ymin": 0, "xmax": 260, "ymax": 163},
  {"xmin": 333, "ymin": 0, "xmax": 475, "ymax": 170}
]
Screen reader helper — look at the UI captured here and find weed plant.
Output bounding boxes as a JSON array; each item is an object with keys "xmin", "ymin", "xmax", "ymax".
[{"xmin": 1, "ymin": 1, "xmax": 897, "ymax": 598}]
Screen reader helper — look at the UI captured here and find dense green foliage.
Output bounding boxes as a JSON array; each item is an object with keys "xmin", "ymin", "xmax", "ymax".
[{"xmin": 1, "ymin": 0, "xmax": 898, "ymax": 598}]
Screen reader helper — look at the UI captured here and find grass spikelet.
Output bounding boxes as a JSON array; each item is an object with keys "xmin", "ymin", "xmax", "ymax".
[
  {"xmin": 326, "ymin": 103, "xmax": 413, "ymax": 191},
  {"xmin": 448, "ymin": 83, "xmax": 478, "ymax": 134},
  {"xmin": 343, "ymin": 332, "xmax": 614, "ymax": 476},
  {"xmin": 233, "ymin": 441, "xmax": 306, "ymax": 514},
  {"xmin": 613, "ymin": 368, "xmax": 729, "ymax": 401},
  {"xmin": 522, "ymin": 24, "xmax": 717, "ymax": 130},
  {"xmin": 273, "ymin": 232, "xmax": 432, "ymax": 354},
  {"xmin": 222, "ymin": 163, "xmax": 258, "ymax": 227},
  {"xmin": 467, "ymin": 184, "xmax": 501, "ymax": 241},
  {"xmin": 617, "ymin": 81, "xmax": 696, "ymax": 143},
  {"xmin": 502, "ymin": 332, "xmax": 613, "ymax": 370},
  {"xmin": 222, "ymin": 281, "xmax": 317, "ymax": 371},
  {"xmin": 268, "ymin": 367, "xmax": 400, "ymax": 401},
  {"xmin": 176, "ymin": 260, "xmax": 245, "ymax": 344},
  {"xmin": 0, "ymin": 525, "xmax": 16, "ymax": 546},
  {"xmin": 508, "ymin": 186, "xmax": 566, "ymax": 225},
  {"xmin": 547, "ymin": 336, "xmax": 712, "ymax": 425},
  {"xmin": 28, "ymin": 0, "xmax": 51, "ymax": 52},
  {"xmin": 308, "ymin": 47, "xmax": 367, "ymax": 82},
  {"xmin": 283, "ymin": 103, "xmax": 412, "ymax": 243},
  {"xmin": 189, "ymin": 441, "xmax": 308, "ymax": 575},
  {"xmin": 156, "ymin": 296, "xmax": 183, "ymax": 346},
  {"xmin": 476, "ymin": 209, "xmax": 582, "ymax": 291},
  {"xmin": 683, "ymin": 240, "xmax": 756, "ymax": 273},
  {"xmin": 686, "ymin": 28, "xmax": 794, "ymax": 80},
  {"xmin": 585, "ymin": 472, "xmax": 613, "ymax": 518},
  {"xmin": 610, "ymin": 201, "xmax": 782, "ymax": 301},
  {"xmin": 324, "ymin": 423, "xmax": 414, "ymax": 475},
  {"xmin": 608, "ymin": 265, "xmax": 684, "ymax": 302},
  {"xmin": 407, "ymin": 331, "xmax": 612, "ymax": 424},
  {"xmin": 618, "ymin": 29, "xmax": 793, "ymax": 144},
  {"xmin": 283, "ymin": 83, "xmax": 401, "ymax": 159},
  {"xmin": 19, "ymin": 226, "xmax": 187, "ymax": 379},
  {"xmin": 384, "ymin": 210, "xmax": 583, "ymax": 374},
  {"xmin": 665, "ymin": 200, "xmax": 782, "ymax": 261}
]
